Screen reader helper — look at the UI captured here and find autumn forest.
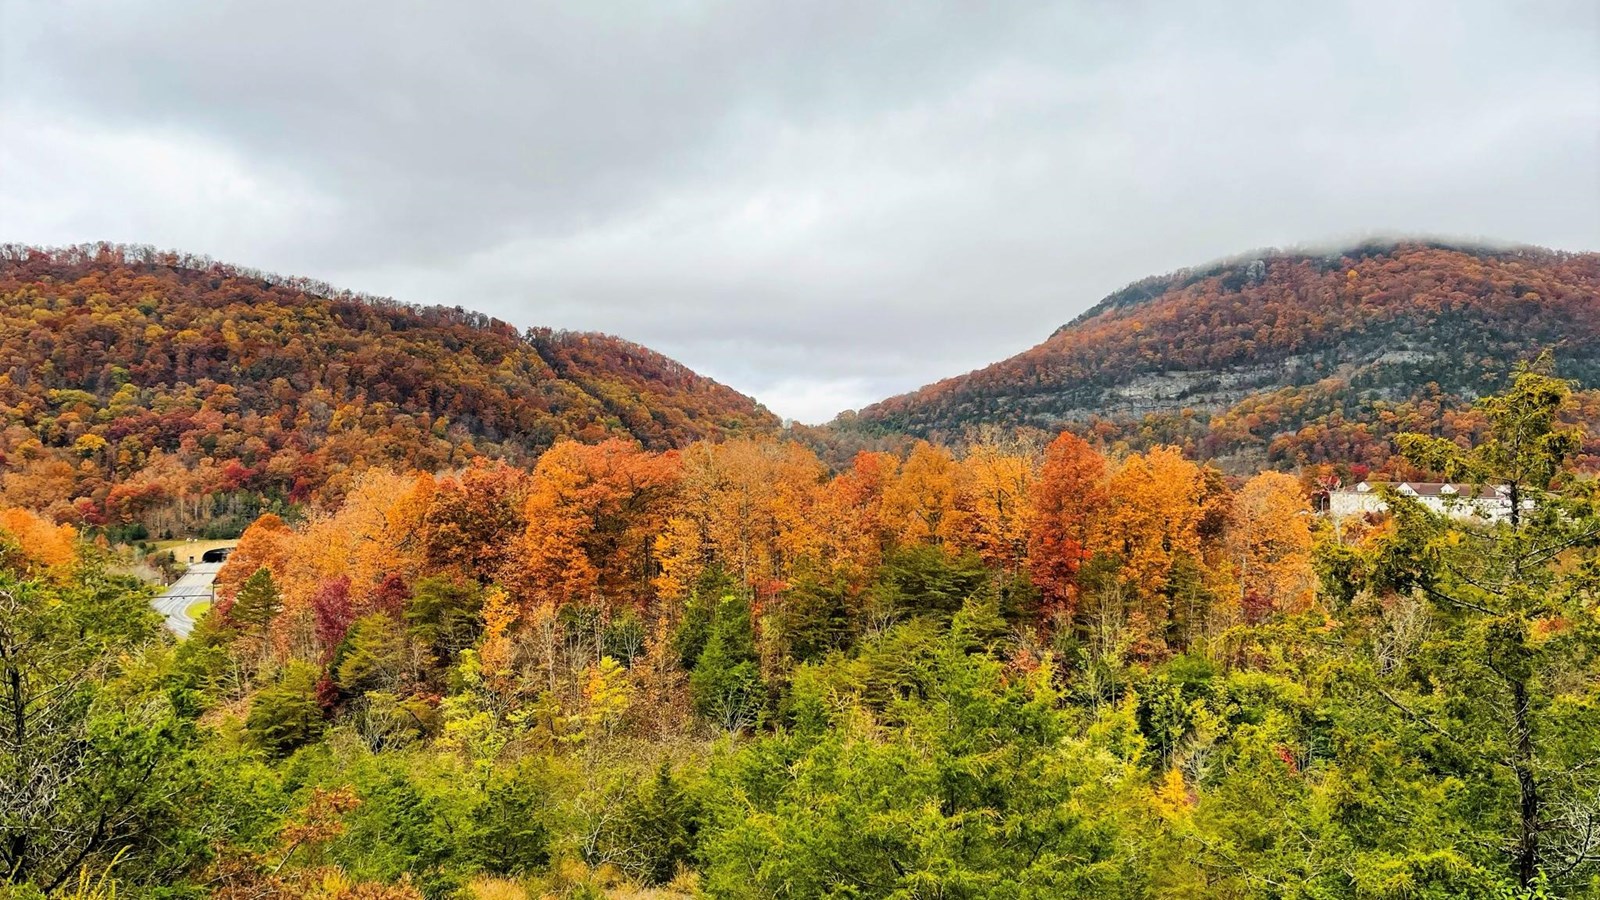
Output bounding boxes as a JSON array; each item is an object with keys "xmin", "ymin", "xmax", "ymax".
[{"xmin": 3, "ymin": 244, "xmax": 1600, "ymax": 899}]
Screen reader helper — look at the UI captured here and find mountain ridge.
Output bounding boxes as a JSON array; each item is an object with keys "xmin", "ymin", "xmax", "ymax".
[
  {"xmin": 1056, "ymin": 237, "xmax": 1550, "ymax": 331},
  {"xmin": 0, "ymin": 242, "xmax": 778, "ymax": 533},
  {"xmin": 847, "ymin": 239, "xmax": 1600, "ymax": 471}
]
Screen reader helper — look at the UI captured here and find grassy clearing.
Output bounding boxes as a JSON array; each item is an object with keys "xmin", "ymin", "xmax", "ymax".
[
  {"xmin": 151, "ymin": 538, "xmax": 237, "ymax": 562},
  {"xmin": 185, "ymin": 600, "xmax": 212, "ymax": 621}
]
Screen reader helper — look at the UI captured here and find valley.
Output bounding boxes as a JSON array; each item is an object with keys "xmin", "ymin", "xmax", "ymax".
[{"xmin": 2, "ymin": 240, "xmax": 1598, "ymax": 898}]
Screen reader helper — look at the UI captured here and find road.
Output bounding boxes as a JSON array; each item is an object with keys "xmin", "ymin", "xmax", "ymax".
[{"xmin": 152, "ymin": 561, "xmax": 223, "ymax": 638}]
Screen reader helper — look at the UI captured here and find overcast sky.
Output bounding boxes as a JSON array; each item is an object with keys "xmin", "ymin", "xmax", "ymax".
[{"xmin": 3, "ymin": 1, "xmax": 1597, "ymax": 423}]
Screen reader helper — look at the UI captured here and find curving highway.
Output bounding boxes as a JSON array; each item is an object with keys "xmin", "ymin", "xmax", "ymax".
[{"xmin": 152, "ymin": 561, "xmax": 223, "ymax": 638}]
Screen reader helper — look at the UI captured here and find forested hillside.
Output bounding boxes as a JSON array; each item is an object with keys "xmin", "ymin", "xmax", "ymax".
[
  {"xmin": 0, "ymin": 244, "xmax": 777, "ymax": 536},
  {"xmin": 851, "ymin": 242, "xmax": 1600, "ymax": 471},
  {"xmin": 4, "ymin": 241, "xmax": 1598, "ymax": 898},
  {"xmin": 3, "ymin": 369, "xmax": 1598, "ymax": 898}
]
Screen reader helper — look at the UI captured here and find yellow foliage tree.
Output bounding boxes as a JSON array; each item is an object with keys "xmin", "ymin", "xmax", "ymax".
[
  {"xmin": 654, "ymin": 514, "xmax": 710, "ymax": 605},
  {"xmin": 0, "ymin": 506, "xmax": 77, "ymax": 572},
  {"xmin": 1229, "ymin": 471, "xmax": 1315, "ymax": 615},
  {"xmin": 959, "ymin": 441, "xmax": 1035, "ymax": 574},
  {"xmin": 576, "ymin": 655, "xmax": 632, "ymax": 746},
  {"xmin": 478, "ymin": 587, "xmax": 518, "ymax": 691},
  {"xmin": 882, "ymin": 442, "xmax": 969, "ymax": 549},
  {"xmin": 1097, "ymin": 446, "xmax": 1204, "ymax": 597},
  {"xmin": 660, "ymin": 440, "xmax": 826, "ymax": 596}
]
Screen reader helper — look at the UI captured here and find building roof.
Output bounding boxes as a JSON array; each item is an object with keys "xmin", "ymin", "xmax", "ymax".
[{"xmin": 1346, "ymin": 481, "xmax": 1505, "ymax": 500}]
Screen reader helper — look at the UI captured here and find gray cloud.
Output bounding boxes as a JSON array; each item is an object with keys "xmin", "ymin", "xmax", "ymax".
[{"xmin": 3, "ymin": 0, "xmax": 1597, "ymax": 422}]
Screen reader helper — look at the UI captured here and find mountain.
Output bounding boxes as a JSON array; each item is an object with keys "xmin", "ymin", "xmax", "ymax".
[
  {"xmin": 849, "ymin": 240, "xmax": 1600, "ymax": 471},
  {"xmin": 0, "ymin": 243, "xmax": 777, "ymax": 533}
]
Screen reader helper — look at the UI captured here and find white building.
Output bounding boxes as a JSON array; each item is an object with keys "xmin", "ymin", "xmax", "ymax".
[{"xmin": 1327, "ymin": 481, "xmax": 1525, "ymax": 523}]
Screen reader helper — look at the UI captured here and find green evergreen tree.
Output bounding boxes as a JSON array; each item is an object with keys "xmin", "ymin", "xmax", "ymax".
[
  {"xmin": 673, "ymin": 565, "xmax": 737, "ymax": 669},
  {"xmin": 335, "ymin": 768, "xmax": 459, "ymax": 897},
  {"xmin": 245, "ymin": 661, "xmax": 325, "ymax": 757},
  {"xmin": 404, "ymin": 575, "xmax": 483, "ymax": 669},
  {"xmin": 229, "ymin": 566, "xmax": 282, "ymax": 631},
  {"xmin": 336, "ymin": 613, "xmax": 407, "ymax": 695},
  {"xmin": 462, "ymin": 762, "xmax": 555, "ymax": 876},
  {"xmin": 873, "ymin": 544, "xmax": 991, "ymax": 619},
  {"xmin": 777, "ymin": 570, "xmax": 855, "ymax": 663},
  {"xmin": 949, "ymin": 588, "xmax": 1009, "ymax": 654},
  {"xmin": 690, "ymin": 595, "xmax": 762, "ymax": 731},
  {"xmin": 615, "ymin": 763, "xmax": 701, "ymax": 885},
  {"xmin": 1365, "ymin": 362, "xmax": 1600, "ymax": 891}
]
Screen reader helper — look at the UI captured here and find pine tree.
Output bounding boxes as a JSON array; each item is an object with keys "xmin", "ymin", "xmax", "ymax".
[
  {"xmin": 336, "ymin": 613, "xmax": 407, "ymax": 695},
  {"xmin": 619, "ymin": 763, "xmax": 701, "ymax": 885},
  {"xmin": 245, "ymin": 661, "xmax": 325, "ymax": 757},
  {"xmin": 950, "ymin": 589, "xmax": 1008, "ymax": 654},
  {"xmin": 229, "ymin": 566, "xmax": 282, "ymax": 631},
  {"xmin": 1371, "ymin": 362, "xmax": 1600, "ymax": 890},
  {"xmin": 690, "ymin": 595, "xmax": 762, "ymax": 732}
]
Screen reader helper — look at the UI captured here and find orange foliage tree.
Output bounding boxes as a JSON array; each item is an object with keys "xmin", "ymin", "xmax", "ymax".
[
  {"xmin": 655, "ymin": 440, "xmax": 827, "ymax": 601},
  {"xmin": 958, "ymin": 440, "xmax": 1036, "ymax": 575},
  {"xmin": 881, "ymin": 442, "xmax": 968, "ymax": 549},
  {"xmin": 1097, "ymin": 446, "xmax": 1205, "ymax": 600},
  {"xmin": 505, "ymin": 438, "xmax": 680, "ymax": 612},
  {"xmin": 1027, "ymin": 432, "xmax": 1108, "ymax": 612},
  {"xmin": 421, "ymin": 460, "xmax": 529, "ymax": 585},
  {"xmin": 1229, "ymin": 471, "xmax": 1316, "ymax": 617},
  {"xmin": 0, "ymin": 507, "xmax": 77, "ymax": 573},
  {"xmin": 216, "ymin": 512, "xmax": 294, "ymax": 598},
  {"xmin": 814, "ymin": 450, "xmax": 898, "ymax": 585}
]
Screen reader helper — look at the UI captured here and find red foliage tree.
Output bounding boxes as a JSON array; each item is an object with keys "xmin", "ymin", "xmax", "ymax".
[
  {"xmin": 311, "ymin": 576, "xmax": 355, "ymax": 663},
  {"xmin": 1027, "ymin": 432, "xmax": 1107, "ymax": 613}
]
